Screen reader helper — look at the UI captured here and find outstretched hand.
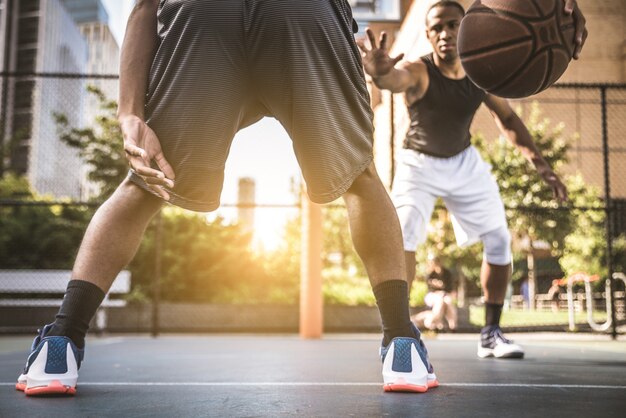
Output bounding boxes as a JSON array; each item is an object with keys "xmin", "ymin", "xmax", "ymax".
[
  {"xmin": 537, "ymin": 164, "xmax": 568, "ymax": 203},
  {"xmin": 563, "ymin": 0, "xmax": 587, "ymax": 59},
  {"xmin": 356, "ymin": 28, "xmax": 404, "ymax": 78},
  {"xmin": 120, "ymin": 114, "xmax": 175, "ymax": 201}
]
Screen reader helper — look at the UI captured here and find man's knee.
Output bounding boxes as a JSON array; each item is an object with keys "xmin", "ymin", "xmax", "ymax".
[{"xmin": 481, "ymin": 226, "xmax": 512, "ymax": 265}]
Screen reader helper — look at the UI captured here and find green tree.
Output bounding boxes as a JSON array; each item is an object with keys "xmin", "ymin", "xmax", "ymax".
[
  {"xmin": 0, "ymin": 174, "xmax": 91, "ymax": 269},
  {"xmin": 130, "ymin": 207, "xmax": 301, "ymax": 304},
  {"xmin": 474, "ymin": 103, "xmax": 574, "ymax": 308},
  {"xmin": 54, "ymin": 85, "xmax": 127, "ymax": 200},
  {"xmin": 560, "ymin": 175, "xmax": 626, "ymax": 282}
]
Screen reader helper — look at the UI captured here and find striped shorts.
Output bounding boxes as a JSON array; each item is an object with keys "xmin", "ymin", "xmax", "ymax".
[{"xmin": 129, "ymin": 0, "xmax": 375, "ymax": 211}]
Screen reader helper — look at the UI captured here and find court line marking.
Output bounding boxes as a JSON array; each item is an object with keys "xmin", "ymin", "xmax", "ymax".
[{"xmin": 2, "ymin": 382, "xmax": 626, "ymax": 389}]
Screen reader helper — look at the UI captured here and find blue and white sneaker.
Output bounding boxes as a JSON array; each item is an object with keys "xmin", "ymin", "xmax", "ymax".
[
  {"xmin": 15, "ymin": 324, "xmax": 84, "ymax": 396},
  {"xmin": 477, "ymin": 325, "xmax": 524, "ymax": 359},
  {"xmin": 379, "ymin": 327, "xmax": 439, "ymax": 392}
]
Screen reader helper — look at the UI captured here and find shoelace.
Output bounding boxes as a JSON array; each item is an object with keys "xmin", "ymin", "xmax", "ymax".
[{"xmin": 491, "ymin": 327, "xmax": 513, "ymax": 345}]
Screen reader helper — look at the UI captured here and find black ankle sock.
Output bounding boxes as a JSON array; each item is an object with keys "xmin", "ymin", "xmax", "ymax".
[
  {"xmin": 373, "ymin": 280, "xmax": 415, "ymax": 346},
  {"xmin": 484, "ymin": 302, "xmax": 504, "ymax": 330},
  {"xmin": 46, "ymin": 280, "xmax": 106, "ymax": 348}
]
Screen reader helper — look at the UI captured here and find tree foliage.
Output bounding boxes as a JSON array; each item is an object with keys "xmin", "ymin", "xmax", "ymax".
[
  {"xmin": 131, "ymin": 207, "xmax": 300, "ymax": 304},
  {"xmin": 0, "ymin": 174, "xmax": 92, "ymax": 269},
  {"xmin": 475, "ymin": 103, "xmax": 573, "ymax": 255},
  {"xmin": 559, "ymin": 175, "xmax": 626, "ymax": 280},
  {"xmin": 54, "ymin": 85, "xmax": 127, "ymax": 200}
]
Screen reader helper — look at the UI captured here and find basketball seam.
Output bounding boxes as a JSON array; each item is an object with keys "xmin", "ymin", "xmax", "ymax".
[
  {"xmin": 528, "ymin": 0, "xmax": 544, "ymax": 17},
  {"xmin": 539, "ymin": 48, "xmax": 553, "ymax": 93},
  {"xmin": 458, "ymin": 36, "xmax": 533, "ymax": 58},
  {"xmin": 466, "ymin": 6, "xmax": 556, "ymax": 24}
]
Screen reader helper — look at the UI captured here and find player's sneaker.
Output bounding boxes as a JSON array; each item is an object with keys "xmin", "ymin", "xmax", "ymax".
[
  {"xmin": 380, "ymin": 326, "xmax": 439, "ymax": 392},
  {"xmin": 16, "ymin": 324, "xmax": 83, "ymax": 396},
  {"xmin": 477, "ymin": 325, "xmax": 524, "ymax": 359}
]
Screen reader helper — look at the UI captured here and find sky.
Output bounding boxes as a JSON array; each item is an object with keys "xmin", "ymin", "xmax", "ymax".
[{"xmin": 100, "ymin": 0, "xmax": 302, "ymax": 250}]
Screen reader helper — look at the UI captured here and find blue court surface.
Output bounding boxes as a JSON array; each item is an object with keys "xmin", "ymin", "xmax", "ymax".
[{"xmin": 1, "ymin": 333, "xmax": 625, "ymax": 417}]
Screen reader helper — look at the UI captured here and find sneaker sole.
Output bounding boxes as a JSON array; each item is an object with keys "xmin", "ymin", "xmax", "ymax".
[
  {"xmin": 477, "ymin": 345, "xmax": 494, "ymax": 358},
  {"xmin": 428, "ymin": 378, "xmax": 440, "ymax": 388},
  {"xmin": 494, "ymin": 351, "xmax": 525, "ymax": 359},
  {"xmin": 384, "ymin": 380, "xmax": 429, "ymax": 393},
  {"xmin": 477, "ymin": 348, "xmax": 525, "ymax": 359},
  {"xmin": 24, "ymin": 380, "xmax": 76, "ymax": 396}
]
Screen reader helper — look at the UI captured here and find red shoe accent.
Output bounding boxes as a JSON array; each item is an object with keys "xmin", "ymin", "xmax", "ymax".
[
  {"xmin": 15, "ymin": 382, "xmax": 26, "ymax": 392},
  {"xmin": 427, "ymin": 379, "xmax": 440, "ymax": 388},
  {"xmin": 383, "ymin": 378, "xmax": 428, "ymax": 393},
  {"xmin": 24, "ymin": 380, "xmax": 76, "ymax": 396}
]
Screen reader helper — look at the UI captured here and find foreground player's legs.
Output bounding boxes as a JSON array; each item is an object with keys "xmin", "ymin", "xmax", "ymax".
[
  {"xmin": 405, "ymin": 251, "xmax": 417, "ymax": 294},
  {"xmin": 343, "ymin": 165, "xmax": 437, "ymax": 392},
  {"xmin": 16, "ymin": 182, "xmax": 162, "ymax": 395}
]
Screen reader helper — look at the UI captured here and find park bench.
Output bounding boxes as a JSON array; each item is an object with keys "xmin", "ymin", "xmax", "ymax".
[{"xmin": 0, "ymin": 270, "xmax": 131, "ymax": 331}]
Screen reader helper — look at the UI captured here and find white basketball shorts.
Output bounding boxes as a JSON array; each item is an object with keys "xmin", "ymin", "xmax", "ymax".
[{"xmin": 391, "ymin": 146, "xmax": 508, "ymax": 250}]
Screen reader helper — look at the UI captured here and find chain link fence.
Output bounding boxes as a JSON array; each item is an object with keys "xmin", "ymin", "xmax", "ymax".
[{"xmin": 0, "ymin": 73, "xmax": 624, "ymax": 335}]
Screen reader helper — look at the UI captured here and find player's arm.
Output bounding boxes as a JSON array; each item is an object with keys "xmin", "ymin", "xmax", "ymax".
[
  {"xmin": 356, "ymin": 28, "xmax": 422, "ymax": 93},
  {"xmin": 118, "ymin": 0, "xmax": 159, "ymax": 120},
  {"xmin": 484, "ymin": 94, "xmax": 568, "ymax": 202},
  {"xmin": 118, "ymin": 0, "xmax": 175, "ymax": 199}
]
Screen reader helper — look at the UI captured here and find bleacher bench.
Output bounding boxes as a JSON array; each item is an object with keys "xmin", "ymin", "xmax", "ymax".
[{"xmin": 0, "ymin": 270, "xmax": 131, "ymax": 331}]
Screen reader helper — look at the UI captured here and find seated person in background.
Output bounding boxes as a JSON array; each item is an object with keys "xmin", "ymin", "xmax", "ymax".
[
  {"xmin": 547, "ymin": 279, "xmax": 562, "ymax": 313},
  {"xmin": 412, "ymin": 255, "xmax": 457, "ymax": 331}
]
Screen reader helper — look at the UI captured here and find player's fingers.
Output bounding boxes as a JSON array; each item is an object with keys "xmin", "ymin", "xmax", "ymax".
[
  {"xmin": 573, "ymin": 28, "xmax": 588, "ymax": 60},
  {"xmin": 154, "ymin": 152, "xmax": 176, "ymax": 187},
  {"xmin": 356, "ymin": 39, "xmax": 368, "ymax": 54},
  {"xmin": 391, "ymin": 53, "xmax": 405, "ymax": 66},
  {"xmin": 563, "ymin": 0, "xmax": 575, "ymax": 15},
  {"xmin": 366, "ymin": 28, "xmax": 377, "ymax": 49},
  {"xmin": 571, "ymin": 7, "xmax": 586, "ymax": 59},
  {"xmin": 124, "ymin": 144, "xmax": 147, "ymax": 159},
  {"xmin": 379, "ymin": 32, "xmax": 387, "ymax": 50},
  {"xmin": 558, "ymin": 184, "xmax": 569, "ymax": 202},
  {"xmin": 133, "ymin": 165, "xmax": 169, "ymax": 185},
  {"xmin": 130, "ymin": 162, "xmax": 171, "ymax": 200},
  {"xmin": 551, "ymin": 181, "xmax": 567, "ymax": 202}
]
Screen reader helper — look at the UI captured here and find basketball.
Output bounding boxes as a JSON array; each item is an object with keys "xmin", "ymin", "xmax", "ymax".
[{"xmin": 457, "ymin": 0, "xmax": 576, "ymax": 98}]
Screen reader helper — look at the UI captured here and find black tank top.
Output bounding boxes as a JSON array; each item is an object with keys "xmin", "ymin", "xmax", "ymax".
[{"xmin": 403, "ymin": 54, "xmax": 486, "ymax": 158}]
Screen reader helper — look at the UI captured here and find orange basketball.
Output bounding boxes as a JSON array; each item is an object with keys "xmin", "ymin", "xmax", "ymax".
[{"xmin": 458, "ymin": 0, "xmax": 576, "ymax": 98}]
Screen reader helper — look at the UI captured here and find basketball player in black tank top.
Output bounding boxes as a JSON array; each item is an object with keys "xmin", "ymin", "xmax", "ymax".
[{"xmin": 359, "ymin": 0, "xmax": 586, "ymax": 359}]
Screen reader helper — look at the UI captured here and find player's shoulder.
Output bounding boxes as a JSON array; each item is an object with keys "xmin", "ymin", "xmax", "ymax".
[{"xmin": 400, "ymin": 59, "xmax": 428, "ymax": 82}]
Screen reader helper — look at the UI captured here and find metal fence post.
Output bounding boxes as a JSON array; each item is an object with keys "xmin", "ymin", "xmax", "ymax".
[
  {"xmin": 600, "ymin": 86, "xmax": 617, "ymax": 340},
  {"xmin": 151, "ymin": 209, "xmax": 163, "ymax": 338}
]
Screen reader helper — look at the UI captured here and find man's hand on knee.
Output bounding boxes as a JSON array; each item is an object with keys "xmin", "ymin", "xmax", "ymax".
[{"xmin": 120, "ymin": 114, "xmax": 175, "ymax": 200}]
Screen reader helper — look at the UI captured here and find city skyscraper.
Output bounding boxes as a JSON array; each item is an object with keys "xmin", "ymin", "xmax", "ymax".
[
  {"xmin": 62, "ymin": 0, "xmax": 120, "ymax": 199},
  {"xmin": 0, "ymin": 0, "xmax": 120, "ymax": 199},
  {"xmin": 0, "ymin": 0, "xmax": 88, "ymax": 198}
]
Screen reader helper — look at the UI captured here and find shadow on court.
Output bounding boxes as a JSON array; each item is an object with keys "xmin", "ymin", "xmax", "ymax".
[{"xmin": 1, "ymin": 333, "xmax": 625, "ymax": 417}]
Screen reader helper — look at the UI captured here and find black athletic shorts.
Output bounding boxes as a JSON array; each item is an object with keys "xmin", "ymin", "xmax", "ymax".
[{"xmin": 129, "ymin": 0, "xmax": 375, "ymax": 211}]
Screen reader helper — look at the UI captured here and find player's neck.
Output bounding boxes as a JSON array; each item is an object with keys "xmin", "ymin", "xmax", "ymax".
[{"xmin": 433, "ymin": 55, "xmax": 465, "ymax": 80}]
